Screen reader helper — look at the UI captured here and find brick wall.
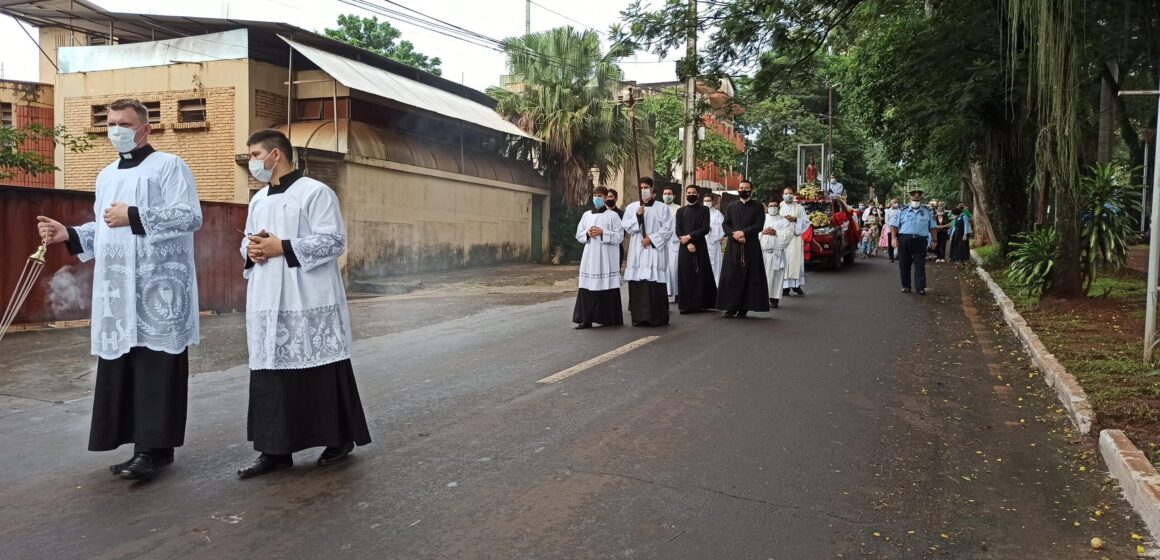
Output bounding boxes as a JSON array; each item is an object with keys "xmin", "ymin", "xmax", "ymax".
[
  {"xmin": 3, "ymin": 105, "xmax": 55, "ymax": 188},
  {"xmin": 61, "ymin": 88, "xmax": 238, "ymax": 202},
  {"xmin": 255, "ymin": 89, "xmax": 286, "ymax": 121}
]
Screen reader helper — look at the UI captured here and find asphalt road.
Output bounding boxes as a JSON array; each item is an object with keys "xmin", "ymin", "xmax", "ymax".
[{"xmin": 0, "ymin": 257, "xmax": 1149, "ymax": 559}]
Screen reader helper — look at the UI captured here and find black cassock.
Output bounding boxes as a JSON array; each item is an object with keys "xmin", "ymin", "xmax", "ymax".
[
  {"xmin": 716, "ymin": 199, "xmax": 770, "ymax": 312},
  {"xmin": 675, "ymin": 203, "xmax": 718, "ymax": 312}
]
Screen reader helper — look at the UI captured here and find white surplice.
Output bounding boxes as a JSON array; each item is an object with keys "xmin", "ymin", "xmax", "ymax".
[
  {"xmin": 575, "ymin": 209, "xmax": 624, "ymax": 291},
  {"xmin": 760, "ymin": 212, "xmax": 794, "ymax": 296},
  {"xmin": 706, "ymin": 206, "xmax": 724, "ymax": 286},
  {"xmin": 665, "ymin": 202, "xmax": 680, "ymax": 297},
  {"xmin": 622, "ymin": 200, "xmax": 673, "ymax": 284},
  {"xmin": 780, "ymin": 201, "xmax": 810, "ymax": 288},
  {"xmin": 241, "ymin": 176, "xmax": 352, "ymax": 371},
  {"xmin": 70, "ymin": 151, "xmax": 202, "ymax": 359}
]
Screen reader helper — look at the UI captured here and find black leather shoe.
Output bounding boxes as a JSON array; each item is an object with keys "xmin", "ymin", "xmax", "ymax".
[
  {"xmin": 574, "ymin": 322, "xmax": 592, "ymax": 330},
  {"xmin": 737, "ymin": 311, "xmax": 748, "ymax": 318},
  {"xmin": 723, "ymin": 310, "xmax": 737, "ymax": 318},
  {"xmin": 782, "ymin": 288, "xmax": 790, "ymax": 296},
  {"xmin": 901, "ymin": 288, "xmax": 912, "ymax": 293},
  {"xmin": 237, "ymin": 454, "xmax": 293, "ymax": 479},
  {"xmin": 771, "ymin": 299, "xmax": 779, "ymax": 309},
  {"xmin": 318, "ymin": 442, "xmax": 355, "ymax": 466},
  {"xmin": 110, "ymin": 455, "xmax": 135, "ymax": 474},
  {"xmin": 793, "ymin": 287, "xmax": 805, "ymax": 296},
  {"xmin": 916, "ymin": 289, "xmax": 926, "ymax": 296},
  {"xmin": 117, "ymin": 453, "xmax": 158, "ymax": 481},
  {"xmin": 114, "ymin": 450, "xmax": 173, "ymax": 474}
]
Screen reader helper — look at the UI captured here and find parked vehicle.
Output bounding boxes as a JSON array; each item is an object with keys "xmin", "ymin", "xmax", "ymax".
[{"xmin": 802, "ymin": 197, "xmax": 860, "ymax": 270}]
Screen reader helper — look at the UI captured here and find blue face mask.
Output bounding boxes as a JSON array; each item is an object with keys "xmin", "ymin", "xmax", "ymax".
[{"xmin": 593, "ymin": 197, "xmax": 606, "ymax": 208}]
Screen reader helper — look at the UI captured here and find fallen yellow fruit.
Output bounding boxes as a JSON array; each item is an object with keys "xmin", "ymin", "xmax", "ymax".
[{"xmin": 1090, "ymin": 538, "xmax": 1104, "ymax": 549}]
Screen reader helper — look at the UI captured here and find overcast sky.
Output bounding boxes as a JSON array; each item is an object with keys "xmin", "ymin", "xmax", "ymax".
[{"xmin": 0, "ymin": 0, "xmax": 680, "ymax": 91}]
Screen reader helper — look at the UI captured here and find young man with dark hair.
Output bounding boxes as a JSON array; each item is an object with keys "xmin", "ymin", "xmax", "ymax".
[
  {"xmin": 662, "ymin": 186, "xmax": 680, "ymax": 301},
  {"xmin": 36, "ymin": 98, "xmax": 202, "ymax": 481},
  {"xmin": 623, "ymin": 177, "xmax": 672, "ymax": 326},
  {"xmin": 573, "ymin": 186, "xmax": 624, "ymax": 329},
  {"xmin": 236, "ymin": 129, "xmax": 371, "ymax": 478},
  {"xmin": 674, "ymin": 185, "xmax": 717, "ymax": 313}
]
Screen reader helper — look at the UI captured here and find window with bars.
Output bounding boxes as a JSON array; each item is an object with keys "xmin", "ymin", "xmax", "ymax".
[
  {"xmin": 0, "ymin": 103, "xmax": 12, "ymax": 127},
  {"xmin": 178, "ymin": 98, "xmax": 207, "ymax": 123},
  {"xmin": 92, "ymin": 101, "xmax": 161, "ymax": 126}
]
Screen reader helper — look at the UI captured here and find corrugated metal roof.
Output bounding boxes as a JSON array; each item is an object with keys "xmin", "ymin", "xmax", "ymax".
[{"xmin": 279, "ymin": 36, "xmax": 537, "ymax": 142}]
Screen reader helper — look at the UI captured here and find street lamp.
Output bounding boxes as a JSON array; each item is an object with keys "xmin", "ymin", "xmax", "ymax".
[{"xmin": 744, "ymin": 145, "xmax": 754, "ymax": 179}]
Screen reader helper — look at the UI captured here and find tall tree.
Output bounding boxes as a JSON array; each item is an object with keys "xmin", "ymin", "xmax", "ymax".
[
  {"xmin": 638, "ymin": 89, "xmax": 741, "ymax": 181},
  {"xmin": 324, "ymin": 14, "xmax": 443, "ymax": 76},
  {"xmin": 486, "ymin": 27, "xmax": 640, "ymax": 256}
]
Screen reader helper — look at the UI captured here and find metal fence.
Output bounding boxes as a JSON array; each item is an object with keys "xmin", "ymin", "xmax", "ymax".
[{"xmin": 1, "ymin": 185, "xmax": 248, "ymax": 326}]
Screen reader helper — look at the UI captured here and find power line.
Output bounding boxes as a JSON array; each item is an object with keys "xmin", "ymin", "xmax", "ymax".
[{"xmin": 528, "ymin": 0, "xmax": 602, "ymax": 35}]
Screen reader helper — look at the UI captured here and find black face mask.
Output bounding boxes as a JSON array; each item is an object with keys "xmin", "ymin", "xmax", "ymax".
[
  {"xmin": 606, "ymin": 200, "xmax": 617, "ymax": 207},
  {"xmin": 687, "ymin": 194, "xmax": 699, "ymax": 204},
  {"xmin": 739, "ymin": 190, "xmax": 752, "ymax": 200}
]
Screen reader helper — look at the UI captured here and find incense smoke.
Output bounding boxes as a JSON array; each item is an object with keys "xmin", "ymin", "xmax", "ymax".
[{"xmin": 47, "ymin": 265, "xmax": 91, "ymax": 316}]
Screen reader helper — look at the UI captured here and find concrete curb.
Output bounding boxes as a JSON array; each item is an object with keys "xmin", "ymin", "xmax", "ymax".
[
  {"xmin": 1100, "ymin": 429, "xmax": 1160, "ymax": 540},
  {"xmin": 969, "ymin": 250, "xmax": 1094, "ymax": 434}
]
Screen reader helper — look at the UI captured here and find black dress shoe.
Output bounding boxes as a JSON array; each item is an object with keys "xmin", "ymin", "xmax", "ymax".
[
  {"xmin": 793, "ymin": 287, "xmax": 806, "ymax": 296},
  {"xmin": 782, "ymin": 288, "xmax": 790, "ymax": 296},
  {"xmin": 574, "ymin": 322, "xmax": 592, "ymax": 330},
  {"xmin": 771, "ymin": 299, "xmax": 779, "ymax": 308},
  {"xmin": 117, "ymin": 453, "xmax": 159, "ymax": 481},
  {"xmin": 723, "ymin": 310, "xmax": 737, "ymax": 318},
  {"xmin": 737, "ymin": 311, "xmax": 748, "ymax": 318},
  {"xmin": 916, "ymin": 289, "xmax": 926, "ymax": 296},
  {"xmin": 901, "ymin": 288, "xmax": 912, "ymax": 293},
  {"xmin": 237, "ymin": 454, "xmax": 293, "ymax": 479},
  {"xmin": 318, "ymin": 442, "xmax": 355, "ymax": 466}
]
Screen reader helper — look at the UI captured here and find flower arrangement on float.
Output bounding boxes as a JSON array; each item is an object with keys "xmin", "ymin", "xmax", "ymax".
[
  {"xmin": 798, "ymin": 181, "xmax": 823, "ymax": 200},
  {"xmin": 809, "ymin": 211, "xmax": 831, "ymax": 228}
]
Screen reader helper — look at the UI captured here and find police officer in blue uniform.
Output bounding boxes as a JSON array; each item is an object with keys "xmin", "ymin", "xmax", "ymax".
[{"xmin": 889, "ymin": 188, "xmax": 938, "ymax": 295}]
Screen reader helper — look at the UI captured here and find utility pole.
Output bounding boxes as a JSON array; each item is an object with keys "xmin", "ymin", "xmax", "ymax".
[
  {"xmin": 1119, "ymin": 86, "xmax": 1160, "ymax": 363},
  {"xmin": 827, "ymin": 85, "xmax": 833, "ymax": 179},
  {"xmin": 681, "ymin": 0, "xmax": 697, "ymax": 190},
  {"xmin": 525, "ymin": 0, "xmax": 531, "ymax": 35}
]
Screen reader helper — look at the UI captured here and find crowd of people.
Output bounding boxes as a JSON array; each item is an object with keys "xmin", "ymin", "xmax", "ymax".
[
  {"xmin": 852, "ymin": 195, "xmax": 974, "ymax": 266},
  {"xmin": 572, "ymin": 177, "xmax": 815, "ymax": 329}
]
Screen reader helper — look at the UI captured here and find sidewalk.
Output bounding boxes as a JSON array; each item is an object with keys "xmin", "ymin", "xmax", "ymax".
[{"xmin": 0, "ymin": 263, "xmax": 578, "ymax": 414}]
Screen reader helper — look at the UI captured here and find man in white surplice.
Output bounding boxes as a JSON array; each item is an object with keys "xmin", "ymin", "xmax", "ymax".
[
  {"xmin": 663, "ymin": 186, "xmax": 681, "ymax": 301},
  {"xmin": 236, "ymin": 129, "xmax": 370, "ymax": 479},
  {"xmin": 623, "ymin": 178, "xmax": 673, "ymax": 326},
  {"xmin": 779, "ymin": 186, "xmax": 810, "ymax": 296},
  {"xmin": 702, "ymin": 193, "xmax": 724, "ymax": 286},
  {"xmin": 37, "ymin": 98, "xmax": 201, "ymax": 482},
  {"xmin": 760, "ymin": 199, "xmax": 794, "ymax": 309},
  {"xmin": 572, "ymin": 186, "xmax": 624, "ymax": 329}
]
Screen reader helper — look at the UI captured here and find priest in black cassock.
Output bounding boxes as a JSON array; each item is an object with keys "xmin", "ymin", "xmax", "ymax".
[
  {"xmin": 675, "ymin": 185, "xmax": 717, "ymax": 313},
  {"xmin": 716, "ymin": 180, "xmax": 770, "ymax": 318}
]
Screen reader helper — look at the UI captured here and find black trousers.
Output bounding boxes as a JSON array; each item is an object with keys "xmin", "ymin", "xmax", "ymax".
[
  {"xmin": 898, "ymin": 234, "xmax": 929, "ymax": 290},
  {"xmin": 886, "ymin": 232, "xmax": 896, "ymax": 260}
]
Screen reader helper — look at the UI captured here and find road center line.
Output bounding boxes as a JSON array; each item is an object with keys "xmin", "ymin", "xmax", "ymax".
[{"xmin": 536, "ymin": 336, "xmax": 659, "ymax": 384}]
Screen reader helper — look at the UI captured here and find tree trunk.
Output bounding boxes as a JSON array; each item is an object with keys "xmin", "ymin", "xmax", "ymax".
[
  {"xmin": 1049, "ymin": 168, "xmax": 1085, "ymax": 298},
  {"xmin": 964, "ymin": 163, "xmax": 996, "ymax": 247}
]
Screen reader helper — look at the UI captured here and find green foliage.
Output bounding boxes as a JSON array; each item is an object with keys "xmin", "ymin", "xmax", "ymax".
[
  {"xmin": 486, "ymin": 27, "xmax": 639, "ymax": 255},
  {"xmin": 1007, "ymin": 228, "xmax": 1058, "ymax": 297},
  {"xmin": 637, "ymin": 92, "xmax": 684, "ymax": 179},
  {"xmin": 1080, "ymin": 163, "xmax": 1141, "ymax": 289},
  {"xmin": 324, "ymin": 14, "xmax": 442, "ymax": 76},
  {"xmin": 0, "ymin": 124, "xmax": 93, "ymax": 179}
]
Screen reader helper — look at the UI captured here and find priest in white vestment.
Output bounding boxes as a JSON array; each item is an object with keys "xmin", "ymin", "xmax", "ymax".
[
  {"xmin": 780, "ymin": 186, "xmax": 810, "ymax": 296},
  {"xmin": 663, "ymin": 187, "xmax": 681, "ymax": 301},
  {"xmin": 236, "ymin": 129, "xmax": 371, "ymax": 479},
  {"xmin": 760, "ymin": 200, "xmax": 794, "ymax": 309},
  {"xmin": 573, "ymin": 186, "xmax": 624, "ymax": 329},
  {"xmin": 37, "ymin": 99, "xmax": 201, "ymax": 481},
  {"xmin": 623, "ymin": 179, "xmax": 673, "ymax": 326},
  {"xmin": 703, "ymin": 193, "xmax": 725, "ymax": 286}
]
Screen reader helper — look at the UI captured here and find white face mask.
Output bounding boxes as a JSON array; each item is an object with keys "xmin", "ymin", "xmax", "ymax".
[
  {"xmin": 107, "ymin": 125, "xmax": 140, "ymax": 153},
  {"xmin": 768, "ymin": 206, "xmax": 779, "ymax": 216},
  {"xmin": 783, "ymin": 194, "xmax": 794, "ymax": 203},
  {"xmin": 910, "ymin": 200, "xmax": 922, "ymax": 209},
  {"xmin": 641, "ymin": 188, "xmax": 652, "ymax": 200},
  {"xmin": 249, "ymin": 152, "xmax": 276, "ymax": 183},
  {"xmin": 663, "ymin": 194, "xmax": 675, "ymax": 204}
]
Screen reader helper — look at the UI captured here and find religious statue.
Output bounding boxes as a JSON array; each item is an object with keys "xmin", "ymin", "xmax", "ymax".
[{"xmin": 805, "ymin": 159, "xmax": 818, "ymax": 184}]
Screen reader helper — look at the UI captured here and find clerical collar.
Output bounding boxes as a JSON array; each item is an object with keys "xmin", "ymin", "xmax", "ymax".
[
  {"xmin": 641, "ymin": 199, "xmax": 655, "ymax": 207},
  {"xmin": 117, "ymin": 144, "xmax": 156, "ymax": 169},
  {"xmin": 267, "ymin": 169, "xmax": 304, "ymax": 195},
  {"xmin": 592, "ymin": 206, "xmax": 607, "ymax": 214}
]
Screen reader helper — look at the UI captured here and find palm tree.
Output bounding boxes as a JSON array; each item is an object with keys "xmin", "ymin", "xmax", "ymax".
[{"xmin": 488, "ymin": 27, "xmax": 639, "ymax": 209}]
